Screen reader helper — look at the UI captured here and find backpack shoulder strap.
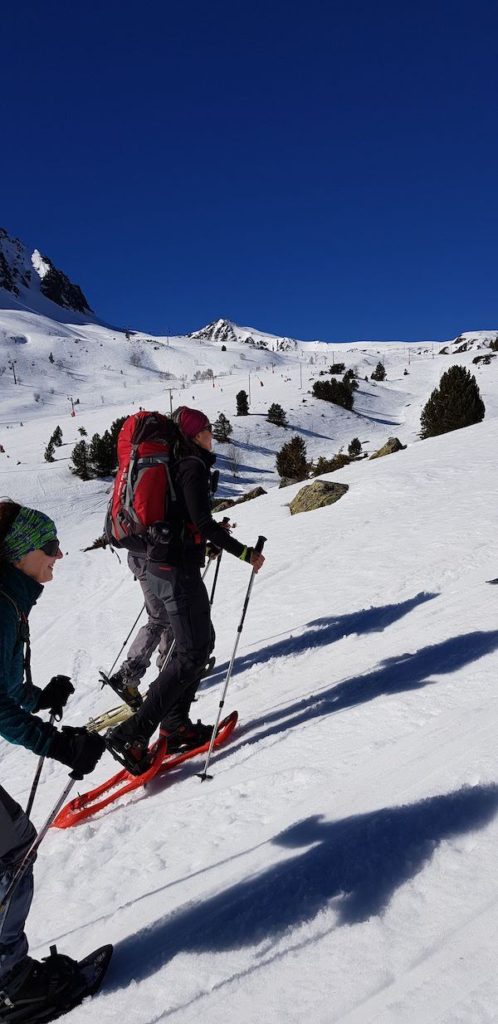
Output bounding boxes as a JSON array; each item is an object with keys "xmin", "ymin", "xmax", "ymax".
[{"xmin": 0, "ymin": 588, "xmax": 33, "ymax": 687}]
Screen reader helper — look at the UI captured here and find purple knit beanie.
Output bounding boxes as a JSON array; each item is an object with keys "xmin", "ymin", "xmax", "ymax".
[{"xmin": 176, "ymin": 407, "xmax": 210, "ymax": 439}]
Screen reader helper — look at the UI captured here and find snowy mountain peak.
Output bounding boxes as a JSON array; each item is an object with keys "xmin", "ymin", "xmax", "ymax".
[
  {"xmin": 189, "ymin": 317, "xmax": 301, "ymax": 352},
  {"xmin": 189, "ymin": 318, "xmax": 239, "ymax": 344},
  {"xmin": 0, "ymin": 227, "xmax": 93, "ymax": 315}
]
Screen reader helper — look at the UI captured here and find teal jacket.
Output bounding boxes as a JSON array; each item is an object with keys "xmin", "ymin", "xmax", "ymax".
[{"xmin": 0, "ymin": 563, "xmax": 55, "ymax": 755}]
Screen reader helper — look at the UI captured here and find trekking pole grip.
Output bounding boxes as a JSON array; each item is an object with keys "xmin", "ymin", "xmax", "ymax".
[{"xmin": 255, "ymin": 535, "xmax": 267, "ymax": 554}]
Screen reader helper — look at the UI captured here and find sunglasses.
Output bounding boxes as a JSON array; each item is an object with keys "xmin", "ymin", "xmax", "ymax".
[{"xmin": 41, "ymin": 539, "xmax": 60, "ymax": 556}]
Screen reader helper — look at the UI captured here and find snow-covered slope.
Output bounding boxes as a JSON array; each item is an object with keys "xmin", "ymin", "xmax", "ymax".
[
  {"xmin": 1, "ymin": 408, "xmax": 498, "ymax": 1023},
  {"xmin": 1, "ymin": 292, "xmax": 498, "ymax": 496},
  {"xmin": 1, "ymin": 264, "xmax": 498, "ymax": 1021}
]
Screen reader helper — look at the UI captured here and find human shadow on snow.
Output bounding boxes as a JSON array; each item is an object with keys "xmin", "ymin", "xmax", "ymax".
[
  {"xmin": 213, "ymin": 628, "xmax": 498, "ymax": 756},
  {"xmin": 108, "ymin": 784, "xmax": 498, "ymax": 988},
  {"xmin": 204, "ymin": 591, "xmax": 438, "ymax": 687}
]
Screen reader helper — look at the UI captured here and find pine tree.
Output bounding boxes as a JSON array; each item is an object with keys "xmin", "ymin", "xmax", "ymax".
[
  {"xmin": 312, "ymin": 379, "xmax": 354, "ymax": 410},
  {"xmin": 49, "ymin": 352, "xmax": 54, "ymax": 364},
  {"xmin": 420, "ymin": 365, "xmax": 485, "ymax": 439},
  {"xmin": 311, "ymin": 453, "xmax": 351, "ymax": 476},
  {"xmin": 212, "ymin": 413, "xmax": 233, "ymax": 443},
  {"xmin": 108, "ymin": 416, "xmax": 127, "ymax": 451},
  {"xmin": 371, "ymin": 361, "xmax": 386, "ymax": 381},
  {"xmin": 70, "ymin": 440, "xmax": 92, "ymax": 480},
  {"xmin": 348, "ymin": 437, "xmax": 362, "ymax": 457},
  {"xmin": 78, "ymin": 427, "xmax": 87, "ymax": 436},
  {"xmin": 88, "ymin": 430, "xmax": 115, "ymax": 476},
  {"xmin": 44, "ymin": 440, "xmax": 55, "ymax": 463},
  {"xmin": 267, "ymin": 402, "xmax": 287, "ymax": 426},
  {"xmin": 276, "ymin": 435, "xmax": 308, "ymax": 479},
  {"xmin": 236, "ymin": 390, "xmax": 249, "ymax": 415},
  {"xmin": 52, "ymin": 426, "xmax": 63, "ymax": 447},
  {"xmin": 343, "ymin": 369, "xmax": 359, "ymax": 391}
]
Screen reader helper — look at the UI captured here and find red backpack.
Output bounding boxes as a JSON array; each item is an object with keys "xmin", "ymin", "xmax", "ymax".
[{"xmin": 104, "ymin": 411, "xmax": 179, "ymax": 549}]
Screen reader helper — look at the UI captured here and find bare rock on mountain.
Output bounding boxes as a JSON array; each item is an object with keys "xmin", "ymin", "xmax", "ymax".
[
  {"xmin": 0, "ymin": 228, "xmax": 92, "ymax": 314},
  {"xmin": 369, "ymin": 437, "xmax": 406, "ymax": 460},
  {"xmin": 289, "ymin": 480, "xmax": 348, "ymax": 515}
]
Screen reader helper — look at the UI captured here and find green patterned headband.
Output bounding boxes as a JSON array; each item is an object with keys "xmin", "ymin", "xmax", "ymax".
[{"xmin": 3, "ymin": 506, "xmax": 58, "ymax": 562}]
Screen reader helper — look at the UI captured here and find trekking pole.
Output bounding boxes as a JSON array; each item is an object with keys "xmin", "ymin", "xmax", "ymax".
[
  {"xmin": 209, "ymin": 552, "xmax": 222, "ymax": 605},
  {"xmin": 198, "ymin": 534, "xmax": 267, "ymax": 781},
  {"xmin": 208, "ymin": 516, "xmax": 230, "ymax": 606},
  {"xmin": 106, "ymin": 604, "xmax": 146, "ymax": 677},
  {"xmin": 25, "ymin": 714, "xmax": 55, "ymax": 818},
  {"xmin": 0, "ymin": 771, "xmax": 81, "ymax": 916}
]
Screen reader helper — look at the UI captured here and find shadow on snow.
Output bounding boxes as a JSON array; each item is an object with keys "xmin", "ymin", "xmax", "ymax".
[
  {"xmin": 108, "ymin": 784, "xmax": 498, "ymax": 988},
  {"xmin": 216, "ymin": 628, "xmax": 498, "ymax": 755},
  {"xmin": 204, "ymin": 591, "xmax": 438, "ymax": 685}
]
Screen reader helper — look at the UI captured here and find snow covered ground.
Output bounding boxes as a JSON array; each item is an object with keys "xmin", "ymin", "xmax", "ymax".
[{"xmin": 1, "ymin": 297, "xmax": 498, "ymax": 1022}]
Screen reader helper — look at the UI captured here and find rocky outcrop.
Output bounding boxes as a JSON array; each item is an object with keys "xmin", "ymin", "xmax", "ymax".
[
  {"xmin": 369, "ymin": 437, "xmax": 406, "ymax": 460},
  {"xmin": 213, "ymin": 486, "xmax": 267, "ymax": 512},
  {"xmin": 189, "ymin": 319, "xmax": 238, "ymax": 345},
  {"xmin": 0, "ymin": 228, "xmax": 92, "ymax": 313},
  {"xmin": 278, "ymin": 476, "xmax": 303, "ymax": 488},
  {"xmin": 289, "ymin": 480, "xmax": 348, "ymax": 515},
  {"xmin": 38, "ymin": 257, "xmax": 91, "ymax": 313}
]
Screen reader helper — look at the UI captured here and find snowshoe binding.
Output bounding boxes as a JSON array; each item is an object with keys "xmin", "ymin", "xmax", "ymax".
[
  {"xmin": 99, "ymin": 670, "xmax": 143, "ymax": 711},
  {"xmin": 105, "ymin": 721, "xmax": 151, "ymax": 776},
  {"xmin": 0, "ymin": 944, "xmax": 112, "ymax": 1024}
]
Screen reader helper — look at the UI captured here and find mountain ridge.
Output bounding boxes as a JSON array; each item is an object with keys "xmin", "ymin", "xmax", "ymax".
[{"xmin": 0, "ymin": 227, "xmax": 93, "ymax": 317}]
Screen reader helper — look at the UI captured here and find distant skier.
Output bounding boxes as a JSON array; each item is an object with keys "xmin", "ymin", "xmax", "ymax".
[
  {"xmin": 106, "ymin": 406, "xmax": 265, "ymax": 774},
  {"xmin": 0, "ymin": 500, "xmax": 106, "ymax": 1018}
]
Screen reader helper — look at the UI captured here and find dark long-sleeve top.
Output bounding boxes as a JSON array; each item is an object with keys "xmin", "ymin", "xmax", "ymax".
[
  {"xmin": 148, "ymin": 446, "xmax": 247, "ymax": 574},
  {"xmin": 0, "ymin": 564, "xmax": 55, "ymax": 755}
]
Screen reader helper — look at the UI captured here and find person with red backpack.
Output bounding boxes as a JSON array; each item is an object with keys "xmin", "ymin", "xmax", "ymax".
[
  {"xmin": 105, "ymin": 406, "xmax": 265, "ymax": 775},
  {"xmin": 102, "ymin": 410, "xmax": 180, "ymax": 709}
]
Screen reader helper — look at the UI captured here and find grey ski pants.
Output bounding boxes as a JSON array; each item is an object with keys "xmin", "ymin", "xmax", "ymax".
[
  {"xmin": 120, "ymin": 554, "xmax": 174, "ymax": 682},
  {"xmin": 0, "ymin": 786, "xmax": 36, "ymax": 981},
  {"xmin": 135, "ymin": 565, "xmax": 212, "ymax": 734}
]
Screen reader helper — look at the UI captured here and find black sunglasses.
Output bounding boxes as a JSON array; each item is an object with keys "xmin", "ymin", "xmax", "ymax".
[{"xmin": 41, "ymin": 539, "xmax": 60, "ymax": 556}]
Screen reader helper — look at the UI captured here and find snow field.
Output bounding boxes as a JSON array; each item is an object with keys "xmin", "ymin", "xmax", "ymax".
[{"xmin": 1, "ymin": 307, "xmax": 498, "ymax": 1021}]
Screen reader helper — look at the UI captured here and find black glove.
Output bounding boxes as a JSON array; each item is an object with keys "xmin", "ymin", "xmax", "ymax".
[
  {"xmin": 36, "ymin": 675, "xmax": 74, "ymax": 720},
  {"xmin": 49, "ymin": 726, "xmax": 106, "ymax": 777}
]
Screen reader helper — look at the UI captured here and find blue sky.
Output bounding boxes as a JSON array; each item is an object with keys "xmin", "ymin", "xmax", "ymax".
[{"xmin": 4, "ymin": 0, "xmax": 498, "ymax": 341}]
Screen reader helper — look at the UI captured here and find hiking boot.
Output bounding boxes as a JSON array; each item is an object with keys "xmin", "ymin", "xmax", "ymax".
[
  {"xmin": 0, "ymin": 946, "xmax": 83, "ymax": 1021},
  {"xmin": 99, "ymin": 670, "xmax": 143, "ymax": 711},
  {"xmin": 160, "ymin": 719, "xmax": 213, "ymax": 753},
  {"xmin": 105, "ymin": 720, "xmax": 151, "ymax": 775}
]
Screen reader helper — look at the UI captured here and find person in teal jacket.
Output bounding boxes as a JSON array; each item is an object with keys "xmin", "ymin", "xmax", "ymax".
[{"xmin": 0, "ymin": 499, "xmax": 106, "ymax": 1019}]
